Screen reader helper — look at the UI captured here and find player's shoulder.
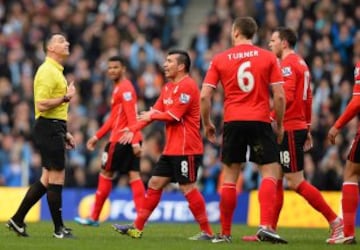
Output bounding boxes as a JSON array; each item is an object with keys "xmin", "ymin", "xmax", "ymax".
[
  {"xmin": 211, "ymin": 47, "xmax": 238, "ymax": 62},
  {"xmin": 119, "ymin": 79, "xmax": 135, "ymax": 91},
  {"xmin": 248, "ymin": 46, "xmax": 277, "ymax": 63},
  {"xmin": 179, "ymin": 76, "xmax": 198, "ymax": 90},
  {"xmin": 284, "ymin": 53, "xmax": 308, "ymax": 71}
]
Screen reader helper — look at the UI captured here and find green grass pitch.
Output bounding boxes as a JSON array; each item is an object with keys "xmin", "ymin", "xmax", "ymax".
[{"xmin": 1, "ymin": 222, "xmax": 357, "ymax": 250}]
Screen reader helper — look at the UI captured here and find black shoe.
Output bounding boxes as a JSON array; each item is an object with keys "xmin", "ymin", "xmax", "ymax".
[
  {"xmin": 6, "ymin": 218, "xmax": 29, "ymax": 237},
  {"xmin": 256, "ymin": 227, "xmax": 288, "ymax": 244},
  {"xmin": 53, "ymin": 226, "xmax": 75, "ymax": 239}
]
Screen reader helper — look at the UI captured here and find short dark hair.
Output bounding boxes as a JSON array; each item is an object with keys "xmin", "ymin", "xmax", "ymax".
[
  {"xmin": 233, "ymin": 16, "xmax": 258, "ymax": 39},
  {"xmin": 275, "ymin": 27, "xmax": 297, "ymax": 48},
  {"xmin": 42, "ymin": 33, "xmax": 66, "ymax": 53},
  {"xmin": 108, "ymin": 55, "xmax": 127, "ymax": 66},
  {"xmin": 43, "ymin": 34, "xmax": 53, "ymax": 53},
  {"xmin": 167, "ymin": 49, "xmax": 191, "ymax": 73}
]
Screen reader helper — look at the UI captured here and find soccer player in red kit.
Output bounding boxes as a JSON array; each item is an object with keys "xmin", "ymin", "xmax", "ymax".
[
  {"xmin": 74, "ymin": 56, "xmax": 145, "ymax": 226},
  {"xmin": 327, "ymin": 45, "xmax": 360, "ymax": 244},
  {"xmin": 243, "ymin": 27, "xmax": 343, "ymax": 242},
  {"xmin": 112, "ymin": 50, "xmax": 214, "ymax": 240},
  {"xmin": 200, "ymin": 16, "xmax": 287, "ymax": 243}
]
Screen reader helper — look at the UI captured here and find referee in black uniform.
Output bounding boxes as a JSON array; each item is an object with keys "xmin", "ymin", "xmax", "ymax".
[{"xmin": 7, "ymin": 34, "xmax": 76, "ymax": 239}]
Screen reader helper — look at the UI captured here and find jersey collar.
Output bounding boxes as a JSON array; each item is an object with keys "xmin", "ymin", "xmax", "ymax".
[{"xmin": 45, "ymin": 57, "xmax": 64, "ymax": 72}]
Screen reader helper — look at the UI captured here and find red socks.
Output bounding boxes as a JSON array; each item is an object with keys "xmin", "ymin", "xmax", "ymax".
[
  {"xmin": 186, "ymin": 188, "xmax": 213, "ymax": 236},
  {"xmin": 219, "ymin": 183, "xmax": 237, "ymax": 236},
  {"xmin": 91, "ymin": 174, "xmax": 112, "ymax": 221},
  {"xmin": 258, "ymin": 177, "xmax": 277, "ymax": 227},
  {"xmin": 130, "ymin": 179, "xmax": 146, "ymax": 214},
  {"xmin": 296, "ymin": 180, "xmax": 337, "ymax": 223},
  {"xmin": 342, "ymin": 183, "xmax": 359, "ymax": 237},
  {"xmin": 134, "ymin": 188, "xmax": 162, "ymax": 230},
  {"xmin": 272, "ymin": 179, "xmax": 284, "ymax": 230}
]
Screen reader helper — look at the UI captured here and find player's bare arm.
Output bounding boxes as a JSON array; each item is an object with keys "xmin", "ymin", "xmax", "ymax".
[
  {"xmin": 200, "ymin": 85, "xmax": 216, "ymax": 143},
  {"xmin": 272, "ymin": 83, "xmax": 286, "ymax": 143}
]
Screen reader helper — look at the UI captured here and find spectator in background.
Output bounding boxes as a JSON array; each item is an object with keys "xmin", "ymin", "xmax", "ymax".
[
  {"xmin": 201, "ymin": 144, "xmax": 221, "ymax": 195},
  {"xmin": 137, "ymin": 63, "xmax": 164, "ymax": 108},
  {"xmin": 3, "ymin": 153, "xmax": 22, "ymax": 186}
]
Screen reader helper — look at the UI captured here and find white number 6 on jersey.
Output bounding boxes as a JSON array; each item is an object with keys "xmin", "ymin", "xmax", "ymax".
[{"xmin": 237, "ymin": 61, "xmax": 255, "ymax": 92}]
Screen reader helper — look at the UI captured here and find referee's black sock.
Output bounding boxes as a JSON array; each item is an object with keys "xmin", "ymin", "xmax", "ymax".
[
  {"xmin": 47, "ymin": 184, "xmax": 64, "ymax": 231},
  {"xmin": 12, "ymin": 180, "xmax": 47, "ymax": 224}
]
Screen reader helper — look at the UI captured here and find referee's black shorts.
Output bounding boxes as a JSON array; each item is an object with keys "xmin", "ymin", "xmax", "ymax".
[{"xmin": 33, "ymin": 117, "xmax": 67, "ymax": 170}]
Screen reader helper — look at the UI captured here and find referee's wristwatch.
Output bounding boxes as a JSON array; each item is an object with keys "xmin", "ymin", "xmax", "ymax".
[{"xmin": 63, "ymin": 95, "xmax": 71, "ymax": 103}]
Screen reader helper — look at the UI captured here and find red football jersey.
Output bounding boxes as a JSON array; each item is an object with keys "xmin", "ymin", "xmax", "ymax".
[
  {"xmin": 203, "ymin": 44, "xmax": 284, "ymax": 123},
  {"xmin": 95, "ymin": 79, "xmax": 142, "ymax": 144},
  {"xmin": 280, "ymin": 53, "xmax": 312, "ymax": 130},
  {"xmin": 152, "ymin": 76, "xmax": 203, "ymax": 155},
  {"xmin": 334, "ymin": 61, "xmax": 360, "ymax": 131}
]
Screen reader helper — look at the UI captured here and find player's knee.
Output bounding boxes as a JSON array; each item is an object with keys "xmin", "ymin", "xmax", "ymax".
[
  {"xmin": 148, "ymin": 177, "xmax": 168, "ymax": 190},
  {"xmin": 128, "ymin": 170, "xmax": 140, "ymax": 181},
  {"xmin": 179, "ymin": 183, "xmax": 196, "ymax": 194},
  {"xmin": 285, "ymin": 176, "xmax": 303, "ymax": 190}
]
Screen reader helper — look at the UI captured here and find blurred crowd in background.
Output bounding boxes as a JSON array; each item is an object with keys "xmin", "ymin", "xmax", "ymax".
[{"xmin": 0, "ymin": 0, "xmax": 359, "ymax": 194}]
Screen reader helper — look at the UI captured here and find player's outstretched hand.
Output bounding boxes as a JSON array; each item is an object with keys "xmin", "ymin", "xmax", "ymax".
[
  {"xmin": 303, "ymin": 132, "xmax": 313, "ymax": 152},
  {"xmin": 66, "ymin": 81, "xmax": 76, "ymax": 99},
  {"xmin": 65, "ymin": 132, "xmax": 76, "ymax": 149},
  {"xmin": 328, "ymin": 126, "xmax": 339, "ymax": 145},
  {"xmin": 119, "ymin": 129, "xmax": 134, "ymax": 144},
  {"xmin": 204, "ymin": 123, "xmax": 216, "ymax": 144},
  {"xmin": 138, "ymin": 110, "xmax": 153, "ymax": 122},
  {"xmin": 87, "ymin": 136, "xmax": 98, "ymax": 151}
]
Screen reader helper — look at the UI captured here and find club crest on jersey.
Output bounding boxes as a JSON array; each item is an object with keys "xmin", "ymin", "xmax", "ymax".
[
  {"xmin": 179, "ymin": 93, "xmax": 190, "ymax": 103},
  {"xmin": 282, "ymin": 66, "xmax": 292, "ymax": 77},
  {"xmin": 355, "ymin": 67, "xmax": 359, "ymax": 78},
  {"xmin": 163, "ymin": 98, "xmax": 173, "ymax": 105},
  {"xmin": 123, "ymin": 91, "xmax": 132, "ymax": 101}
]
